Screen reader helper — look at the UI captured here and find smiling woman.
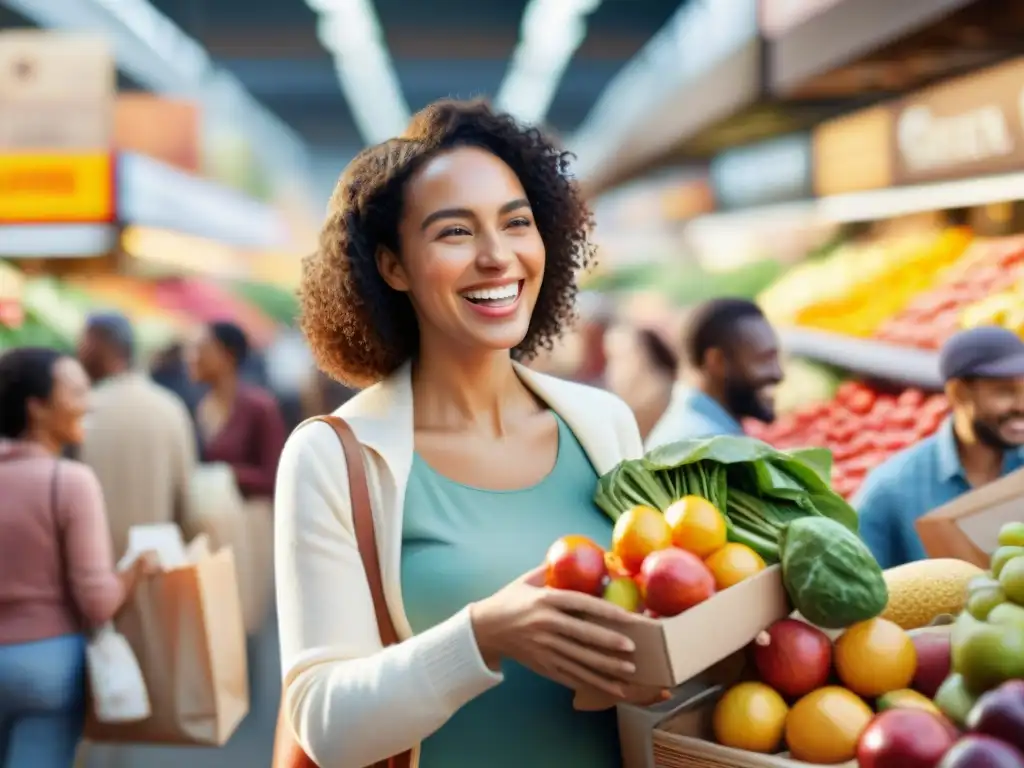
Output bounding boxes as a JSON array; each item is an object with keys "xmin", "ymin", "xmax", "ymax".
[{"xmin": 275, "ymin": 99, "xmax": 656, "ymax": 768}]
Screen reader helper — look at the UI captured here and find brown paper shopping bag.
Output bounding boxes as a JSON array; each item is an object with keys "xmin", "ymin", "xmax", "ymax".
[
  {"xmin": 185, "ymin": 463, "xmax": 272, "ymax": 634},
  {"xmin": 84, "ymin": 546, "xmax": 250, "ymax": 745}
]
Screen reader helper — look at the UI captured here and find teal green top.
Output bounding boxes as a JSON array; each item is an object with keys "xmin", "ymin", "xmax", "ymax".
[{"xmin": 401, "ymin": 412, "xmax": 620, "ymax": 768}]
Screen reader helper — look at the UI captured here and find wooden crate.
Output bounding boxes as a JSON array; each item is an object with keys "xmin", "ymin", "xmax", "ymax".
[{"xmin": 650, "ymin": 688, "xmax": 854, "ymax": 768}]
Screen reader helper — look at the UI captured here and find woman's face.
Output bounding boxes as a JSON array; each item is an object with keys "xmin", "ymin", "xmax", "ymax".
[
  {"xmin": 187, "ymin": 327, "xmax": 228, "ymax": 384},
  {"xmin": 379, "ymin": 146, "xmax": 546, "ymax": 356},
  {"xmin": 30, "ymin": 357, "xmax": 91, "ymax": 447}
]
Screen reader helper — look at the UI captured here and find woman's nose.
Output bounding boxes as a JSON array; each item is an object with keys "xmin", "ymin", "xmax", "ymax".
[{"xmin": 474, "ymin": 232, "xmax": 513, "ymax": 270}]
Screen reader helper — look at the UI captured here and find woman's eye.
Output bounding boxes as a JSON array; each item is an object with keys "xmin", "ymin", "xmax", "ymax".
[
  {"xmin": 439, "ymin": 226, "xmax": 471, "ymax": 238},
  {"xmin": 507, "ymin": 217, "xmax": 532, "ymax": 229}
]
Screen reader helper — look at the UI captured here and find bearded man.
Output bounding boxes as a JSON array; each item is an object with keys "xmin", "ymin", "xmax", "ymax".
[
  {"xmin": 857, "ymin": 326, "xmax": 1024, "ymax": 568},
  {"xmin": 646, "ymin": 298, "xmax": 783, "ymax": 450}
]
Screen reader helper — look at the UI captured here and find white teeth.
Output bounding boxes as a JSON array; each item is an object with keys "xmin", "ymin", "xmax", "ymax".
[{"xmin": 462, "ymin": 283, "xmax": 519, "ymax": 301}]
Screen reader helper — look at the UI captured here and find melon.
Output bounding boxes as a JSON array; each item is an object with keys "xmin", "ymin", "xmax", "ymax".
[{"xmin": 881, "ymin": 558, "xmax": 983, "ymax": 630}]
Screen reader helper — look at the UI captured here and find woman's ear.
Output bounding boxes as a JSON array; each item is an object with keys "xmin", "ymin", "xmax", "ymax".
[{"xmin": 376, "ymin": 246, "xmax": 410, "ymax": 292}]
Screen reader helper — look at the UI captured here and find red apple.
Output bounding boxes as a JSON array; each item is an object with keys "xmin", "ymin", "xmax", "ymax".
[
  {"xmin": 857, "ymin": 709, "xmax": 958, "ymax": 768},
  {"xmin": 753, "ymin": 619, "xmax": 833, "ymax": 699},
  {"xmin": 545, "ymin": 536, "xmax": 607, "ymax": 595},
  {"xmin": 638, "ymin": 548, "xmax": 715, "ymax": 618}
]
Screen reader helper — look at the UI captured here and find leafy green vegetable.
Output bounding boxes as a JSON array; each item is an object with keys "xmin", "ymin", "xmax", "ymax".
[
  {"xmin": 780, "ymin": 517, "xmax": 888, "ymax": 629},
  {"xmin": 593, "ymin": 435, "xmax": 860, "ymax": 565}
]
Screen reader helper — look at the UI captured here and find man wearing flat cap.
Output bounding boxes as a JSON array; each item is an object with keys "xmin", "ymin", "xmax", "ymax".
[{"xmin": 856, "ymin": 326, "xmax": 1024, "ymax": 569}]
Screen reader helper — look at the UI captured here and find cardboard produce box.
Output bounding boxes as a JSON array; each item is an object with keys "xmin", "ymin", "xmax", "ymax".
[
  {"xmin": 597, "ymin": 565, "xmax": 790, "ymax": 688},
  {"xmin": 916, "ymin": 466, "xmax": 1024, "ymax": 567}
]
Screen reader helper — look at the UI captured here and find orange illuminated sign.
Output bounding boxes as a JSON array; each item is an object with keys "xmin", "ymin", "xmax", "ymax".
[{"xmin": 0, "ymin": 152, "xmax": 114, "ymax": 223}]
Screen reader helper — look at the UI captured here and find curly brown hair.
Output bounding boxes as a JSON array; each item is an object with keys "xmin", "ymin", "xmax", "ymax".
[{"xmin": 299, "ymin": 98, "xmax": 596, "ymax": 388}]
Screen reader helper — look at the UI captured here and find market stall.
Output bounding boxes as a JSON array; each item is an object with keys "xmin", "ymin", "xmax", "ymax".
[{"xmin": 572, "ymin": 0, "xmax": 1009, "ymax": 195}]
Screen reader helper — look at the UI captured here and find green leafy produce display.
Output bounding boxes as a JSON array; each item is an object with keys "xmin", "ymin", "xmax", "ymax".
[
  {"xmin": 779, "ymin": 517, "xmax": 888, "ymax": 629},
  {"xmin": 594, "ymin": 435, "xmax": 858, "ymax": 564}
]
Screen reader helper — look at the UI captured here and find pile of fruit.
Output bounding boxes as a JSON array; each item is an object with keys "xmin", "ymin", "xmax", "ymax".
[
  {"xmin": 747, "ymin": 382, "xmax": 950, "ymax": 499},
  {"xmin": 874, "ymin": 237, "xmax": 1024, "ymax": 350},
  {"xmin": 545, "ymin": 498, "xmax": 766, "ymax": 616},
  {"xmin": 708, "ymin": 523, "xmax": 1024, "ymax": 767},
  {"xmin": 591, "ymin": 437, "xmax": 890, "ymax": 628},
  {"xmin": 758, "ymin": 228, "xmax": 973, "ymax": 337}
]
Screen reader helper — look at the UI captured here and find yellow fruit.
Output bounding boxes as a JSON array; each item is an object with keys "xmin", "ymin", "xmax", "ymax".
[
  {"xmin": 712, "ymin": 682, "xmax": 788, "ymax": 754},
  {"xmin": 835, "ymin": 618, "xmax": 916, "ymax": 697},
  {"xmin": 880, "ymin": 558, "xmax": 983, "ymax": 629},
  {"xmin": 612, "ymin": 506, "xmax": 672, "ymax": 574},
  {"xmin": 877, "ymin": 688, "xmax": 942, "ymax": 716},
  {"xmin": 704, "ymin": 543, "xmax": 766, "ymax": 590},
  {"xmin": 664, "ymin": 496, "xmax": 727, "ymax": 558},
  {"xmin": 785, "ymin": 687, "xmax": 873, "ymax": 764}
]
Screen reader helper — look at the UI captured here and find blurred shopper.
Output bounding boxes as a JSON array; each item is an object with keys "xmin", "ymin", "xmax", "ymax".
[
  {"xmin": 188, "ymin": 321, "xmax": 286, "ymax": 500},
  {"xmin": 604, "ymin": 324, "xmax": 677, "ymax": 441},
  {"xmin": 150, "ymin": 341, "xmax": 203, "ymax": 420},
  {"xmin": 188, "ymin": 321, "xmax": 285, "ymax": 693},
  {"xmin": 274, "ymin": 99, "xmax": 657, "ymax": 768},
  {"xmin": 0, "ymin": 347, "xmax": 154, "ymax": 768},
  {"xmin": 646, "ymin": 298, "xmax": 783, "ymax": 450},
  {"xmin": 857, "ymin": 327, "xmax": 1024, "ymax": 569},
  {"xmin": 78, "ymin": 313, "xmax": 198, "ymax": 558}
]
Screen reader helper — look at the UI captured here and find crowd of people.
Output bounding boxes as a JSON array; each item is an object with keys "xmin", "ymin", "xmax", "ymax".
[
  {"xmin": 0, "ymin": 314, "xmax": 296, "ymax": 767},
  {"xmin": 3, "ymin": 96, "xmax": 1024, "ymax": 768}
]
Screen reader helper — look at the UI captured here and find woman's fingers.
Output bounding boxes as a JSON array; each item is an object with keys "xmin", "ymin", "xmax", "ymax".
[
  {"xmin": 547, "ymin": 610, "xmax": 635, "ymax": 654},
  {"xmin": 544, "ymin": 587, "xmax": 640, "ymax": 624},
  {"xmin": 550, "ymin": 654, "xmax": 628, "ymax": 699},
  {"xmin": 537, "ymin": 633, "xmax": 635, "ymax": 680}
]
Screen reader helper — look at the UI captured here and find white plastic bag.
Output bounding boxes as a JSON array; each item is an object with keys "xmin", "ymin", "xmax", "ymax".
[{"xmin": 86, "ymin": 623, "xmax": 151, "ymax": 724}]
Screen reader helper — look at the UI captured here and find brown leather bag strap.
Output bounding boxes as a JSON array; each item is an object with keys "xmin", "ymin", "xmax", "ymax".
[
  {"xmin": 312, "ymin": 415, "xmax": 400, "ymax": 648},
  {"xmin": 308, "ymin": 415, "xmax": 411, "ymax": 768}
]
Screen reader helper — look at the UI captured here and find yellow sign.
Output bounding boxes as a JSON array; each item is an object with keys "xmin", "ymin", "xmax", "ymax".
[{"xmin": 0, "ymin": 152, "xmax": 114, "ymax": 223}]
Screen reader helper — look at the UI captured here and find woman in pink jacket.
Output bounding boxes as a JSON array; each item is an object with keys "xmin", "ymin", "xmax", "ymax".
[{"xmin": 0, "ymin": 347, "xmax": 153, "ymax": 768}]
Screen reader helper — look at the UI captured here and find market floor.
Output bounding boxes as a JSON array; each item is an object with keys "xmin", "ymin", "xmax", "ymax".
[{"xmin": 82, "ymin": 618, "xmax": 281, "ymax": 768}]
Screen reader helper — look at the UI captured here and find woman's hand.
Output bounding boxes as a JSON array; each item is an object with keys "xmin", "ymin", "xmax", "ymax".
[
  {"xmin": 118, "ymin": 550, "xmax": 162, "ymax": 596},
  {"xmin": 469, "ymin": 566, "xmax": 640, "ymax": 699}
]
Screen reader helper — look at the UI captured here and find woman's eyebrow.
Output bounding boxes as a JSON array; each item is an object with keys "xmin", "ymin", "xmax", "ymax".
[
  {"xmin": 420, "ymin": 198, "xmax": 531, "ymax": 231},
  {"xmin": 420, "ymin": 207, "xmax": 472, "ymax": 230},
  {"xmin": 500, "ymin": 198, "xmax": 531, "ymax": 214}
]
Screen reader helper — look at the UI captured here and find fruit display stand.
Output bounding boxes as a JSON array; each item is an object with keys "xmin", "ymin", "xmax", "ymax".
[
  {"xmin": 747, "ymin": 383, "xmax": 950, "ymax": 500},
  {"xmin": 745, "ymin": 233, "xmax": 1024, "ymax": 499}
]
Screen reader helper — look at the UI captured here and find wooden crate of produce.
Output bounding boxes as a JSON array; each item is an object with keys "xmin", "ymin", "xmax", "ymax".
[{"xmin": 650, "ymin": 688, "xmax": 854, "ymax": 768}]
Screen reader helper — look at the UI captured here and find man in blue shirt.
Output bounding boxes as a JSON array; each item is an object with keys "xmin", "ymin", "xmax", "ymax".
[
  {"xmin": 856, "ymin": 326, "xmax": 1024, "ymax": 569},
  {"xmin": 646, "ymin": 298, "xmax": 783, "ymax": 450}
]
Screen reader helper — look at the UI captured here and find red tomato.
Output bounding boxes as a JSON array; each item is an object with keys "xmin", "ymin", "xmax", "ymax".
[
  {"xmin": 889, "ymin": 407, "xmax": 917, "ymax": 430},
  {"xmin": 835, "ymin": 381, "xmax": 860, "ymax": 407},
  {"xmin": 878, "ymin": 431, "xmax": 914, "ymax": 452},
  {"xmin": 847, "ymin": 389, "xmax": 876, "ymax": 415},
  {"xmin": 897, "ymin": 389, "xmax": 926, "ymax": 408}
]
